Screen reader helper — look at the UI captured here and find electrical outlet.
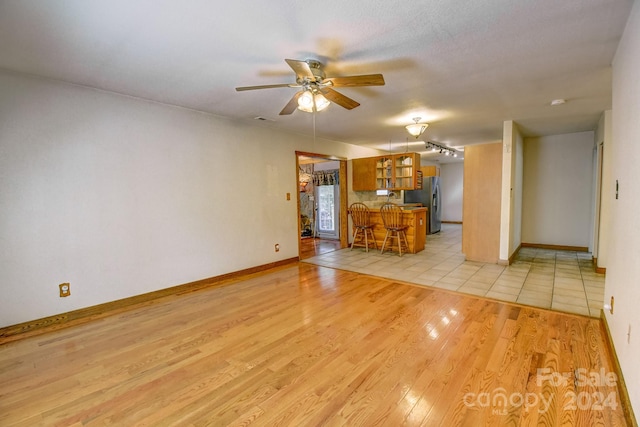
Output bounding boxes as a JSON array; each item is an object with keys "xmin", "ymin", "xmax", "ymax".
[
  {"xmin": 59, "ymin": 283, "xmax": 71, "ymax": 297},
  {"xmin": 275, "ymin": 244, "xmax": 280, "ymax": 252}
]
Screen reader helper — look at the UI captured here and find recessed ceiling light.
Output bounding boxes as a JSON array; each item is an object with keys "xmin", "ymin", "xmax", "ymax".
[{"xmin": 550, "ymin": 99, "xmax": 566, "ymax": 106}]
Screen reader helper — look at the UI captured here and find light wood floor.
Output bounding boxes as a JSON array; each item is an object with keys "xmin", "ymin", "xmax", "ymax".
[
  {"xmin": 300, "ymin": 237, "xmax": 342, "ymax": 260},
  {"xmin": 0, "ymin": 263, "xmax": 628, "ymax": 426}
]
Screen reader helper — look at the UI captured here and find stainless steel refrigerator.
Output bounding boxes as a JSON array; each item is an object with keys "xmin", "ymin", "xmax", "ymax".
[{"xmin": 404, "ymin": 176, "xmax": 441, "ymax": 234}]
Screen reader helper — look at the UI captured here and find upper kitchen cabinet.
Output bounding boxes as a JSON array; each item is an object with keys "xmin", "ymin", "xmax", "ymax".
[
  {"xmin": 352, "ymin": 157, "xmax": 377, "ymax": 191},
  {"xmin": 352, "ymin": 153, "xmax": 422, "ymax": 191},
  {"xmin": 421, "ymin": 165, "xmax": 440, "ymax": 177},
  {"xmin": 392, "ymin": 153, "xmax": 422, "ymax": 190}
]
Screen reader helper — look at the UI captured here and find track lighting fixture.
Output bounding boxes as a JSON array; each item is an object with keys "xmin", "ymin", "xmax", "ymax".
[{"xmin": 426, "ymin": 141, "xmax": 458, "ymax": 157}]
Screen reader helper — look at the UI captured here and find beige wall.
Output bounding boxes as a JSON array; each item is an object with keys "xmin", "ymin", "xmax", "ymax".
[
  {"xmin": 521, "ymin": 131, "xmax": 595, "ymax": 247},
  {"xmin": 440, "ymin": 162, "xmax": 463, "ymax": 222},
  {"xmin": 0, "ymin": 70, "xmax": 379, "ymax": 327},
  {"xmin": 607, "ymin": 0, "xmax": 640, "ymax": 415}
]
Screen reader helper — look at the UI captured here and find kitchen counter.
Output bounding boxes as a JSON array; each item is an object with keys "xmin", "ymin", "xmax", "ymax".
[{"xmin": 350, "ymin": 206, "xmax": 427, "ymax": 253}]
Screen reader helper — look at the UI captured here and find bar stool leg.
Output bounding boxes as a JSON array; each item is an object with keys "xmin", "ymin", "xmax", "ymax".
[
  {"xmin": 363, "ymin": 227, "xmax": 369, "ymax": 252},
  {"xmin": 350, "ymin": 228, "xmax": 360, "ymax": 251},
  {"xmin": 368, "ymin": 228, "xmax": 377, "ymax": 250},
  {"xmin": 380, "ymin": 231, "xmax": 391, "ymax": 254}
]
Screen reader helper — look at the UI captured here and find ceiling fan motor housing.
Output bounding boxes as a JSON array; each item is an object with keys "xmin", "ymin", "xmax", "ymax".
[{"xmin": 304, "ymin": 60, "xmax": 326, "ymax": 83}]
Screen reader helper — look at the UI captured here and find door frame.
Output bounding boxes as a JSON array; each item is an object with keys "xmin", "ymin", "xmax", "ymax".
[{"xmin": 295, "ymin": 151, "xmax": 348, "ymax": 257}]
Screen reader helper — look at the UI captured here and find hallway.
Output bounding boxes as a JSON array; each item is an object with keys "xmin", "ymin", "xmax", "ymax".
[{"xmin": 303, "ymin": 224, "xmax": 605, "ymax": 317}]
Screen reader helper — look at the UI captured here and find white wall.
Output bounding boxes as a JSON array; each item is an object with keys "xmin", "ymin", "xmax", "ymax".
[
  {"xmin": 440, "ymin": 162, "xmax": 463, "ymax": 222},
  {"xmin": 607, "ymin": 0, "xmax": 640, "ymax": 415},
  {"xmin": 499, "ymin": 121, "xmax": 524, "ymax": 262},
  {"xmin": 521, "ymin": 131, "xmax": 595, "ymax": 247},
  {"xmin": 0, "ymin": 70, "xmax": 379, "ymax": 327}
]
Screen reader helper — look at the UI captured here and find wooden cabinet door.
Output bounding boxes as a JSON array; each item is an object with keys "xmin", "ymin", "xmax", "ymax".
[
  {"xmin": 353, "ymin": 153, "xmax": 422, "ymax": 191},
  {"xmin": 352, "ymin": 157, "xmax": 377, "ymax": 191},
  {"xmin": 393, "ymin": 153, "xmax": 421, "ymax": 190},
  {"xmin": 375, "ymin": 156, "xmax": 393, "ymax": 189},
  {"xmin": 421, "ymin": 165, "xmax": 440, "ymax": 177}
]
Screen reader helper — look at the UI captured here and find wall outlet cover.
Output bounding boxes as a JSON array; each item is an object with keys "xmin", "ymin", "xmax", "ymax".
[{"xmin": 59, "ymin": 283, "xmax": 71, "ymax": 297}]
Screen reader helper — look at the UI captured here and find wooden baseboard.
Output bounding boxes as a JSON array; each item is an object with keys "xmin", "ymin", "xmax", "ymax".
[
  {"xmin": 0, "ymin": 257, "xmax": 299, "ymax": 345},
  {"xmin": 521, "ymin": 242, "xmax": 589, "ymax": 252},
  {"xmin": 590, "ymin": 257, "xmax": 607, "ymax": 274},
  {"xmin": 441, "ymin": 220, "xmax": 462, "ymax": 224},
  {"xmin": 600, "ymin": 310, "xmax": 639, "ymax": 427}
]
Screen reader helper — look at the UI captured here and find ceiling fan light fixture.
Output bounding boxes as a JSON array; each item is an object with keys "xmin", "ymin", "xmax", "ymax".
[
  {"xmin": 297, "ymin": 90, "xmax": 330, "ymax": 113},
  {"xmin": 314, "ymin": 93, "xmax": 330, "ymax": 111},
  {"xmin": 406, "ymin": 117, "xmax": 429, "ymax": 138}
]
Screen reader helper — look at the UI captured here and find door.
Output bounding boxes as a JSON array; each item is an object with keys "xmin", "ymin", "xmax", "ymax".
[{"xmin": 315, "ymin": 184, "xmax": 340, "ymax": 239}]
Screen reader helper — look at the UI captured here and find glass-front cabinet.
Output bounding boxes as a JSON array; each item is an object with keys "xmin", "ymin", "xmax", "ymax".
[
  {"xmin": 375, "ymin": 153, "xmax": 421, "ymax": 190},
  {"xmin": 394, "ymin": 154, "xmax": 417, "ymax": 189},
  {"xmin": 353, "ymin": 152, "xmax": 422, "ymax": 191},
  {"xmin": 375, "ymin": 156, "xmax": 393, "ymax": 189}
]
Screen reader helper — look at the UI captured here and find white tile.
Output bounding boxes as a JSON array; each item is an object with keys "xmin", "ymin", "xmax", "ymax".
[{"xmin": 301, "ymin": 225, "xmax": 601, "ymax": 318}]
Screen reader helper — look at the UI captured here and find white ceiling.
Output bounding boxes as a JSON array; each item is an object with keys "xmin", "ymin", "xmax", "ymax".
[{"xmin": 0, "ymin": 0, "xmax": 633, "ymax": 162}]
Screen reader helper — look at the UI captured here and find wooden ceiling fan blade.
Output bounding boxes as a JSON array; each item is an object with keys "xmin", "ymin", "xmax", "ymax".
[
  {"xmin": 236, "ymin": 83, "xmax": 298, "ymax": 91},
  {"xmin": 285, "ymin": 59, "xmax": 314, "ymax": 81},
  {"xmin": 319, "ymin": 88, "xmax": 360, "ymax": 110},
  {"xmin": 279, "ymin": 92, "xmax": 302, "ymax": 115},
  {"xmin": 325, "ymin": 74, "xmax": 385, "ymax": 87}
]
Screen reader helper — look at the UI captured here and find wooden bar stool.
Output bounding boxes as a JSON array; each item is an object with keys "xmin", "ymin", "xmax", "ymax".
[
  {"xmin": 380, "ymin": 203, "xmax": 409, "ymax": 256},
  {"xmin": 348, "ymin": 203, "xmax": 377, "ymax": 252}
]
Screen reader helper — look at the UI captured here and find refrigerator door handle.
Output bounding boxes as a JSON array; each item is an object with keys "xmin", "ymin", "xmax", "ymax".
[{"xmin": 434, "ymin": 185, "xmax": 440, "ymax": 211}]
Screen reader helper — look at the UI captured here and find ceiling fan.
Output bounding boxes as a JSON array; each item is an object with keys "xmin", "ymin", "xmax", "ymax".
[{"xmin": 235, "ymin": 59, "xmax": 385, "ymax": 115}]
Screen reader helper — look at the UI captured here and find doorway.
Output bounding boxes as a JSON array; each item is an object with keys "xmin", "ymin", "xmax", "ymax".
[
  {"xmin": 296, "ymin": 152, "xmax": 348, "ymax": 259},
  {"xmin": 316, "ymin": 184, "xmax": 340, "ymax": 239}
]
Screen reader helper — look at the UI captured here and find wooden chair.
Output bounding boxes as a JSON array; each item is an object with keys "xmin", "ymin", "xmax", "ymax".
[
  {"xmin": 348, "ymin": 203, "xmax": 377, "ymax": 252},
  {"xmin": 379, "ymin": 203, "xmax": 409, "ymax": 256}
]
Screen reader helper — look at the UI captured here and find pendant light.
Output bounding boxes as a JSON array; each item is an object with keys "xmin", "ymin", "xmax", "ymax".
[{"xmin": 405, "ymin": 117, "xmax": 429, "ymax": 138}]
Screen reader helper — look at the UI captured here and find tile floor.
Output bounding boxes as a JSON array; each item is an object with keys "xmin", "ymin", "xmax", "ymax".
[{"xmin": 302, "ymin": 224, "xmax": 606, "ymax": 317}]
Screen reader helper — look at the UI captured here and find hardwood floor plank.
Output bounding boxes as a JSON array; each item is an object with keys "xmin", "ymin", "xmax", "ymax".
[{"xmin": 0, "ymin": 263, "xmax": 630, "ymax": 426}]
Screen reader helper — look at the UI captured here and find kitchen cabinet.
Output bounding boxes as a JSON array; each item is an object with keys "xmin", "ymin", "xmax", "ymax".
[
  {"xmin": 352, "ymin": 157, "xmax": 377, "ymax": 191},
  {"xmin": 391, "ymin": 153, "xmax": 422, "ymax": 190},
  {"xmin": 352, "ymin": 153, "xmax": 422, "ymax": 191},
  {"xmin": 353, "ymin": 207, "xmax": 427, "ymax": 253},
  {"xmin": 374, "ymin": 153, "xmax": 422, "ymax": 190},
  {"xmin": 374, "ymin": 156, "xmax": 393, "ymax": 189},
  {"xmin": 421, "ymin": 165, "xmax": 440, "ymax": 177}
]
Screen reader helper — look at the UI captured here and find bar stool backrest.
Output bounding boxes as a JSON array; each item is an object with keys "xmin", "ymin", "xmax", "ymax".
[
  {"xmin": 380, "ymin": 203, "xmax": 404, "ymax": 229},
  {"xmin": 349, "ymin": 203, "xmax": 371, "ymax": 228}
]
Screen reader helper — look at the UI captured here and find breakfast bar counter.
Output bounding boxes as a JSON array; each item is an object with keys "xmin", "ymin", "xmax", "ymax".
[{"xmin": 351, "ymin": 207, "xmax": 427, "ymax": 253}]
